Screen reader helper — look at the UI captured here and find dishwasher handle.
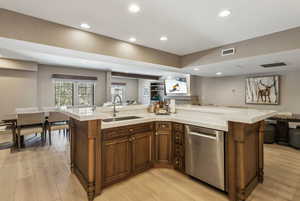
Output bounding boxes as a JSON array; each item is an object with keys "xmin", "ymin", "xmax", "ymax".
[{"xmin": 189, "ymin": 131, "xmax": 217, "ymax": 140}]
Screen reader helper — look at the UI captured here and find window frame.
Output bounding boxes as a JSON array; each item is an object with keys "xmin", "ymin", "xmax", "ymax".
[
  {"xmin": 111, "ymin": 84, "xmax": 126, "ymax": 103},
  {"xmin": 54, "ymin": 79, "xmax": 96, "ymax": 107},
  {"xmin": 54, "ymin": 80, "xmax": 75, "ymax": 107},
  {"xmin": 76, "ymin": 82, "xmax": 95, "ymax": 106}
]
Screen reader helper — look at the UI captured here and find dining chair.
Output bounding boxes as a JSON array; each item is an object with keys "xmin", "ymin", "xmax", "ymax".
[
  {"xmin": 16, "ymin": 112, "xmax": 45, "ymax": 150},
  {"xmin": 46, "ymin": 112, "xmax": 69, "ymax": 145},
  {"xmin": 0, "ymin": 122, "xmax": 14, "ymax": 149}
]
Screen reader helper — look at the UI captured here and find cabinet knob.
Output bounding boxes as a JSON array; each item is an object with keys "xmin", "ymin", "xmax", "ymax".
[
  {"xmin": 129, "ymin": 128, "xmax": 133, "ymax": 132},
  {"xmin": 175, "ymin": 160, "xmax": 179, "ymax": 164}
]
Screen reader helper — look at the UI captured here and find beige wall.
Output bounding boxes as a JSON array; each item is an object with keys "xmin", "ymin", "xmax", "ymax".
[
  {"xmin": 37, "ymin": 65, "xmax": 107, "ymax": 107},
  {"xmin": 0, "ymin": 58, "xmax": 38, "ymax": 71},
  {"xmin": 0, "ymin": 69, "xmax": 37, "ymax": 119},
  {"xmin": 0, "ymin": 64, "xmax": 108, "ymax": 119},
  {"xmin": 196, "ymin": 71, "xmax": 300, "ymax": 113},
  {"xmin": 111, "ymin": 77, "xmax": 139, "ymax": 101},
  {"xmin": 181, "ymin": 27, "xmax": 300, "ymax": 67},
  {"xmin": 0, "ymin": 8, "xmax": 180, "ymax": 67}
]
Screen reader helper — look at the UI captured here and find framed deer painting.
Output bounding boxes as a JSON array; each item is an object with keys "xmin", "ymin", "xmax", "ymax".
[{"xmin": 245, "ymin": 75, "xmax": 280, "ymax": 105}]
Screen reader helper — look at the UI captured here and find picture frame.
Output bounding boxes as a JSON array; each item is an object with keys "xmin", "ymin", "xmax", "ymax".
[{"xmin": 245, "ymin": 75, "xmax": 280, "ymax": 105}]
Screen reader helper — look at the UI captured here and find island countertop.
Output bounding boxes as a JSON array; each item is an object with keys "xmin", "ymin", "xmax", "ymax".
[{"xmin": 62, "ymin": 105, "xmax": 277, "ymax": 132}]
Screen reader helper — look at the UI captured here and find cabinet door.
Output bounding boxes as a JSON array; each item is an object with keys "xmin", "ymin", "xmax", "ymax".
[
  {"xmin": 132, "ymin": 132, "xmax": 153, "ymax": 173},
  {"xmin": 155, "ymin": 130, "xmax": 172, "ymax": 163},
  {"xmin": 102, "ymin": 137, "xmax": 131, "ymax": 186}
]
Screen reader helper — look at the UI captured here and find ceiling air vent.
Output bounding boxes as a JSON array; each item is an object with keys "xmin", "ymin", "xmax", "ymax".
[
  {"xmin": 221, "ymin": 48, "xmax": 235, "ymax": 56},
  {"xmin": 261, "ymin": 62, "xmax": 287, "ymax": 68}
]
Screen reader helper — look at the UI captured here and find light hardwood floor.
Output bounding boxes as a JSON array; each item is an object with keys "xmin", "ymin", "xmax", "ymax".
[{"xmin": 0, "ymin": 133, "xmax": 299, "ymax": 201}]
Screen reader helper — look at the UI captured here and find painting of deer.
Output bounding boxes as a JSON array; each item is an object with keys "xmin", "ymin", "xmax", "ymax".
[{"xmin": 246, "ymin": 76, "xmax": 279, "ymax": 105}]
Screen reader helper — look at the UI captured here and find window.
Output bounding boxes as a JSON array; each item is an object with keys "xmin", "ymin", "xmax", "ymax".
[
  {"xmin": 55, "ymin": 81, "xmax": 74, "ymax": 106},
  {"xmin": 78, "ymin": 82, "xmax": 94, "ymax": 106},
  {"xmin": 111, "ymin": 84, "xmax": 125, "ymax": 103},
  {"xmin": 54, "ymin": 80, "xmax": 95, "ymax": 107}
]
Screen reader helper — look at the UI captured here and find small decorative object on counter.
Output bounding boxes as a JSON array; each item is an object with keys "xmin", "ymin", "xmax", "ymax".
[
  {"xmin": 148, "ymin": 104, "xmax": 155, "ymax": 113},
  {"xmin": 155, "ymin": 101, "xmax": 170, "ymax": 115},
  {"xmin": 169, "ymin": 99, "xmax": 176, "ymax": 113}
]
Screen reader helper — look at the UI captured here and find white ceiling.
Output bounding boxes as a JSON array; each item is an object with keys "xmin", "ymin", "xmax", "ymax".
[
  {"xmin": 0, "ymin": 37, "xmax": 185, "ymax": 77},
  {"xmin": 1, "ymin": 0, "xmax": 300, "ymax": 55},
  {"xmin": 1, "ymin": 38, "xmax": 300, "ymax": 78},
  {"xmin": 182, "ymin": 49, "xmax": 300, "ymax": 77}
]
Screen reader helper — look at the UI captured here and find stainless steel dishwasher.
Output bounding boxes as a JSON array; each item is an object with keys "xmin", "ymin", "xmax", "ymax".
[{"xmin": 185, "ymin": 125, "xmax": 225, "ymax": 190}]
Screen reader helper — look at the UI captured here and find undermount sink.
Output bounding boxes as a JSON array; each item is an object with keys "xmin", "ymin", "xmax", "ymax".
[{"xmin": 102, "ymin": 116, "xmax": 142, "ymax": 123}]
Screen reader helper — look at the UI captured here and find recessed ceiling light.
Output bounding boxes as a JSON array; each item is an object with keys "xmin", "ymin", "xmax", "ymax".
[
  {"xmin": 193, "ymin": 68, "xmax": 199, "ymax": 71},
  {"xmin": 129, "ymin": 37, "xmax": 136, "ymax": 42},
  {"xmin": 218, "ymin": 10, "xmax": 231, "ymax": 18},
  {"xmin": 128, "ymin": 4, "xmax": 140, "ymax": 13},
  {"xmin": 80, "ymin": 23, "xmax": 91, "ymax": 29},
  {"xmin": 160, "ymin": 36, "xmax": 168, "ymax": 41},
  {"xmin": 216, "ymin": 72, "xmax": 223, "ymax": 76}
]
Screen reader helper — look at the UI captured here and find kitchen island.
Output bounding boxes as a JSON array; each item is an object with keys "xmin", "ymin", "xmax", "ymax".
[{"xmin": 63, "ymin": 105, "xmax": 276, "ymax": 201}]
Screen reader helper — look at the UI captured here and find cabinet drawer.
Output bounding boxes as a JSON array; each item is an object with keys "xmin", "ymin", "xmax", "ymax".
[
  {"xmin": 102, "ymin": 127, "xmax": 129, "ymax": 140},
  {"xmin": 128, "ymin": 123, "xmax": 154, "ymax": 134},
  {"xmin": 102, "ymin": 123, "xmax": 154, "ymax": 140},
  {"xmin": 174, "ymin": 131, "xmax": 184, "ymax": 145},
  {"xmin": 174, "ymin": 144, "xmax": 184, "ymax": 157},
  {"xmin": 173, "ymin": 123, "xmax": 184, "ymax": 132},
  {"xmin": 156, "ymin": 122, "xmax": 171, "ymax": 131}
]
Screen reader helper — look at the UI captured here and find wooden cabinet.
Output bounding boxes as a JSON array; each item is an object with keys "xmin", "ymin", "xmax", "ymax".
[
  {"xmin": 102, "ymin": 123, "xmax": 154, "ymax": 186},
  {"xmin": 132, "ymin": 131, "xmax": 153, "ymax": 173},
  {"xmin": 172, "ymin": 123, "xmax": 185, "ymax": 172},
  {"xmin": 102, "ymin": 136, "xmax": 132, "ymax": 186},
  {"xmin": 155, "ymin": 122, "xmax": 172, "ymax": 164}
]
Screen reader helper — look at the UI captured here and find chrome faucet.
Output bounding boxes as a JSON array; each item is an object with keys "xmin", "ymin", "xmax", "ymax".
[{"xmin": 112, "ymin": 94, "xmax": 122, "ymax": 117}]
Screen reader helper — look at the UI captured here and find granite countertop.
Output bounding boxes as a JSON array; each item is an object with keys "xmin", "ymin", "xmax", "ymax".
[
  {"xmin": 62, "ymin": 105, "xmax": 277, "ymax": 132},
  {"xmin": 101, "ymin": 113, "xmax": 228, "ymax": 131}
]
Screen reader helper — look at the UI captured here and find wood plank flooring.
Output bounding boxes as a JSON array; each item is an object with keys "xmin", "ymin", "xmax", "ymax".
[{"xmin": 0, "ymin": 132, "xmax": 299, "ymax": 201}]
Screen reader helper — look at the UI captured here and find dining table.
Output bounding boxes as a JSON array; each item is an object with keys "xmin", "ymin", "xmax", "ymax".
[{"xmin": 1, "ymin": 109, "xmax": 58, "ymax": 149}]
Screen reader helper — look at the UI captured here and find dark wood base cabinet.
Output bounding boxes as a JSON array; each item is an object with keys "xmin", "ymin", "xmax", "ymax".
[
  {"xmin": 155, "ymin": 122, "xmax": 172, "ymax": 165},
  {"xmin": 173, "ymin": 123, "xmax": 185, "ymax": 172},
  {"xmin": 227, "ymin": 121, "xmax": 265, "ymax": 201},
  {"xmin": 102, "ymin": 123, "xmax": 155, "ymax": 187},
  {"xmin": 70, "ymin": 118, "xmax": 265, "ymax": 201},
  {"xmin": 69, "ymin": 118, "xmax": 102, "ymax": 201}
]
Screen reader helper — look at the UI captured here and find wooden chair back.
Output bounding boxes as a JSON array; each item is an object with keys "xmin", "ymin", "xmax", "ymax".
[
  {"xmin": 15, "ymin": 107, "xmax": 39, "ymax": 113},
  {"xmin": 47, "ymin": 112, "xmax": 69, "ymax": 123},
  {"xmin": 17, "ymin": 112, "xmax": 45, "ymax": 126}
]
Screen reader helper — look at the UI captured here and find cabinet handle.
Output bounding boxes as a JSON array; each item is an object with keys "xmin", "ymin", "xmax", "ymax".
[
  {"xmin": 155, "ymin": 132, "xmax": 159, "ymax": 136},
  {"xmin": 129, "ymin": 128, "xmax": 133, "ymax": 132},
  {"xmin": 132, "ymin": 137, "xmax": 136, "ymax": 141}
]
